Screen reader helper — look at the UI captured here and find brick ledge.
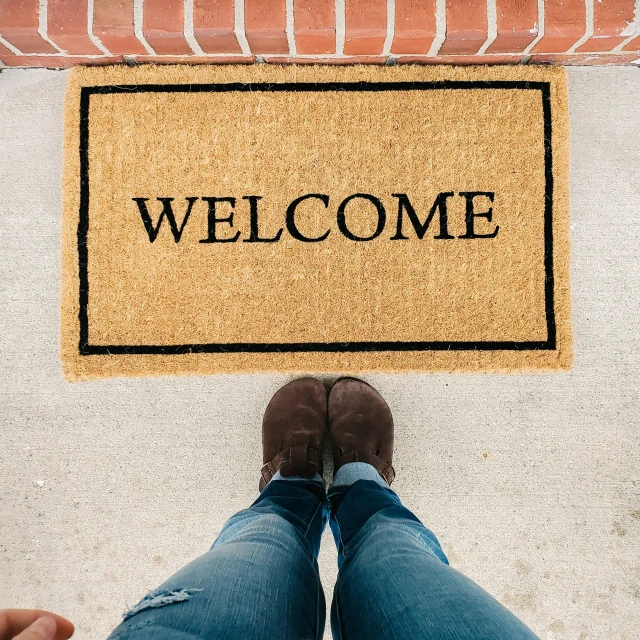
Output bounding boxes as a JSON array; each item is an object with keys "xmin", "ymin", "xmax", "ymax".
[{"xmin": 0, "ymin": 0, "xmax": 638, "ymax": 68}]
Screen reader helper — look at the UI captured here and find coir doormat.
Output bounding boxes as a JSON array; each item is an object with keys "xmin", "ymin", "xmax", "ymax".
[{"xmin": 62, "ymin": 65, "xmax": 571, "ymax": 380}]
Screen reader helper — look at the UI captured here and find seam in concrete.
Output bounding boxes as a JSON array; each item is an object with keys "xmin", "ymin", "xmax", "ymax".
[
  {"xmin": 523, "ymin": 0, "xmax": 545, "ymax": 54},
  {"xmin": 87, "ymin": 0, "xmax": 111, "ymax": 55},
  {"xmin": 134, "ymin": 0, "xmax": 156, "ymax": 55},
  {"xmin": 286, "ymin": 0, "xmax": 297, "ymax": 57},
  {"xmin": 335, "ymin": 0, "xmax": 346, "ymax": 56},
  {"xmin": 567, "ymin": 0, "xmax": 594, "ymax": 53},
  {"xmin": 477, "ymin": 0, "xmax": 498, "ymax": 55},
  {"xmin": 234, "ymin": 0, "xmax": 252, "ymax": 57},
  {"xmin": 183, "ymin": 0, "xmax": 205, "ymax": 56},
  {"xmin": 427, "ymin": 0, "xmax": 446, "ymax": 57},
  {"xmin": 613, "ymin": 0, "xmax": 640, "ymax": 51},
  {"xmin": 38, "ymin": 0, "xmax": 65, "ymax": 54},
  {"xmin": 381, "ymin": 0, "xmax": 395, "ymax": 56}
]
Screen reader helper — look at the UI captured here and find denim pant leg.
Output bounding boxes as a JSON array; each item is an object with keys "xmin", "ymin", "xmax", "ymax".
[
  {"xmin": 328, "ymin": 464, "xmax": 539, "ymax": 640},
  {"xmin": 108, "ymin": 476, "xmax": 329, "ymax": 640}
]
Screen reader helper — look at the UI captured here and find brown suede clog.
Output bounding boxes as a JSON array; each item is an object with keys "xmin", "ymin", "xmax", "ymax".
[
  {"xmin": 328, "ymin": 377, "xmax": 395, "ymax": 485},
  {"xmin": 259, "ymin": 377, "xmax": 327, "ymax": 491}
]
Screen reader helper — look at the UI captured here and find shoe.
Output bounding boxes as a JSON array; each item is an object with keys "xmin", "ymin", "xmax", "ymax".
[
  {"xmin": 328, "ymin": 377, "xmax": 395, "ymax": 484},
  {"xmin": 259, "ymin": 377, "xmax": 327, "ymax": 491}
]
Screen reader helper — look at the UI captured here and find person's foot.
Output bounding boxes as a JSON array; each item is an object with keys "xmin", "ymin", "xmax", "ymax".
[
  {"xmin": 328, "ymin": 378, "xmax": 395, "ymax": 485},
  {"xmin": 260, "ymin": 377, "xmax": 327, "ymax": 491}
]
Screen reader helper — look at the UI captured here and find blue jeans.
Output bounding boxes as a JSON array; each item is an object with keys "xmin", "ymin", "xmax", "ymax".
[{"xmin": 107, "ymin": 464, "xmax": 539, "ymax": 639}]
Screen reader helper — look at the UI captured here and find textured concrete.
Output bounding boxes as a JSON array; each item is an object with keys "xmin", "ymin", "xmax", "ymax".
[{"xmin": 0, "ymin": 67, "xmax": 638, "ymax": 640}]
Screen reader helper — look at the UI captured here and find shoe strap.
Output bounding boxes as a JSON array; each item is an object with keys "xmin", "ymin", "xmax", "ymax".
[
  {"xmin": 335, "ymin": 450, "xmax": 395, "ymax": 485},
  {"xmin": 260, "ymin": 445, "xmax": 323, "ymax": 490}
]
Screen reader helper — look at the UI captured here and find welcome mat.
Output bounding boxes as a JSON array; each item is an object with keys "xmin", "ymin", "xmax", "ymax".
[{"xmin": 62, "ymin": 65, "xmax": 571, "ymax": 380}]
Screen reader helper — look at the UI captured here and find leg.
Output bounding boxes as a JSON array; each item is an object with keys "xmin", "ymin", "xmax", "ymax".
[
  {"xmin": 108, "ymin": 378, "xmax": 329, "ymax": 640},
  {"xmin": 327, "ymin": 379, "xmax": 539, "ymax": 640},
  {"xmin": 109, "ymin": 476, "xmax": 327, "ymax": 640},
  {"xmin": 328, "ymin": 467, "xmax": 538, "ymax": 640}
]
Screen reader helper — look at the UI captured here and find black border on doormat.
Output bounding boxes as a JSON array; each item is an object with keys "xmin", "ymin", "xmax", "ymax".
[{"xmin": 77, "ymin": 81, "xmax": 555, "ymax": 356}]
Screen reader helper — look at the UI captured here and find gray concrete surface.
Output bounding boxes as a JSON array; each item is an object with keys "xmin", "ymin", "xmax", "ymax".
[{"xmin": 0, "ymin": 67, "xmax": 638, "ymax": 640}]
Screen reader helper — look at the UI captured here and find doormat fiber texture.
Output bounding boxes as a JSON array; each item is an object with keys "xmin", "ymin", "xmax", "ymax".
[{"xmin": 62, "ymin": 64, "xmax": 571, "ymax": 380}]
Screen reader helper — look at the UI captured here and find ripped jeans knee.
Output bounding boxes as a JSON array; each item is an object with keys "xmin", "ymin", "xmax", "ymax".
[{"xmin": 122, "ymin": 588, "xmax": 204, "ymax": 621}]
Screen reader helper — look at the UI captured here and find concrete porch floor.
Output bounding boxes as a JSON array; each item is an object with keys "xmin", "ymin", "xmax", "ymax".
[{"xmin": 0, "ymin": 67, "xmax": 638, "ymax": 640}]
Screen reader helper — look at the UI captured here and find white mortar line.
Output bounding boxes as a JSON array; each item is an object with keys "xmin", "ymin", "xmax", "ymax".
[
  {"xmin": 0, "ymin": 53, "xmax": 109, "ymax": 58},
  {"xmin": 0, "ymin": 43, "xmax": 110, "ymax": 58},
  {"xmin": 381, "ymin": 0, "xmax": 395, "ymax": 56},
  {"xmin": 477, "ymin": 0, "xmax": 497, "ymax": 55},
  {"xmin": 134, "ymin": 0, "xmax": 156, "ymax": 55},
  {"xmin": 427, "ymin": 0, "xmax": 446, "ymax": 56},
  {"xmin": 0, "ymin": 35, "xmax": 24, "ymax": 55},
  {"xmin": 3, "ymin": 48, "xmax": 630, "ymax": 62},
  {"xmin": 29, "ymin": 54, "xmax": 108, "ymax": 58},
  {"xmin": 613, "ymin": 0, "xmax": 640, "ymax": 51},
  {"xmin": 38, "ymin": 0, "xmax": 65, "ymax": 53},
  {"xmin": 335, "ymin": 0, "xmax": 346, "ymax": 56},
  {"xmin": 106, "ymin": 52, "xmax": 248, "ymax": 58},
  {"xmin": 393, "ymin": 51, "xmax": 622, "ymax": 59},
  {"xmin": 567, "ymin": 0, "xmax": 594, "ymax": 53},
  {"xmin": 234, "ymin": 0, "xmax": 252, "ymax": 56},
  {"xmin": 87, "ymin": 0, "xmax": 111, "ymax": 55},
  {"xmin": 0, "ymin": 29, "xmax": 109, "ymax": 58},
  {"xmin": 523, "ymin": 0, "xmax": 545, "ymax": 54},
  {"xmin": 285, "ymin": 0, "xmax": 297, "ymax": 56},
  {"xmin": 183, "ymin": 0, "xmax": 205, "ymax": 55},
  {"xmin": 7, "ymin": 53, "xmax": 107, "ymax": 58},
  {"xmin": 260, "ymin": 53, "xmax": 364, "ymax": 59},
  {"xmin": 3, "ymin": 48, "xmax": 632, "ymax": 62},
  {"xmin": 263, "ymin": 50, "xmax": 575, "ymax": 59}
]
